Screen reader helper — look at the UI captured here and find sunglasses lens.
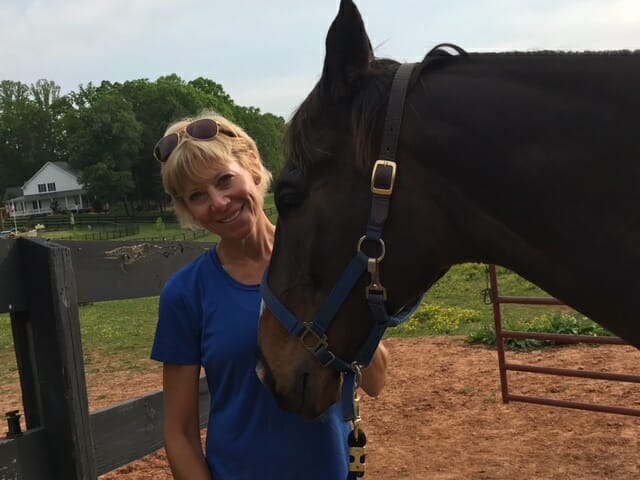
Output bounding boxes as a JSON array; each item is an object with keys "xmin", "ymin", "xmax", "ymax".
[
  {"xmin": 154, "ymin": 133, "xmax": 179, "ymax": 162},
  {"xmin": 154, "ymin": 119, "xmax": 220, "ymax": 162},
  {"xmin": 186, "ymin": 118, "xmax": 219, "ymax": 140}
]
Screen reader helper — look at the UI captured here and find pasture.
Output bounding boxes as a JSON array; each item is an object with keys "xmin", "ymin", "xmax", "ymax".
[{"xmin": 2, "ymin": 263, "xmax": 638, "ymax": 479}]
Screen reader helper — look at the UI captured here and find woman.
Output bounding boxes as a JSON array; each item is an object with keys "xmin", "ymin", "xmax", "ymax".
[{"xmin": 151, "ymin": 113, "xmax": 389, "ymax": 480}]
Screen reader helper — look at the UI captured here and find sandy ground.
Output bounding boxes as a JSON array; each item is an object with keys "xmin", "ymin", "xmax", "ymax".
[{"xmin": 2, "ymin": 336, "xmax": 639, "ymax": 479}]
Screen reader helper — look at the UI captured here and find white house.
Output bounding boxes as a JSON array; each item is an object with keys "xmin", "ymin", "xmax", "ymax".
[{"xmin": 6, "ymin": 162, "xmax": 88, "ymax": 217}]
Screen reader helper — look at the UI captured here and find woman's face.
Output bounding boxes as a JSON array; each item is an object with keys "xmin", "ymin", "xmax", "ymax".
[{"xmin": 181, "ymin": 158, "xmax": 263, "ymax": 240}]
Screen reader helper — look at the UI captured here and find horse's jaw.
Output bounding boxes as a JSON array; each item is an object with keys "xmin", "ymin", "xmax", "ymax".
[{"xmin": 257, "ymin": 312, "xmax": 342, "ymax": 419}]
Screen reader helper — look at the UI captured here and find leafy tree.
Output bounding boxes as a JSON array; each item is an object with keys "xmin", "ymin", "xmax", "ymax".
[
  {"xmin": 188, "ymin": 77, "xmax": 236, "ymax": 119},
  {"xmin": 65, "ymin": 90, "xmax": 142, "ymax": 214},
  {"xmin": 120, "ymin": 75, "xmax": 238, "ymax": 210},
  {"xmin": 233, "ymin": 106, "xmax": 285, "ymax": 180},
  {"xmin": 0, "ymin": 80, "xmax": 64, "ymax": 194},
  {"xmin": 0, "ymin": 73, "xmax": 285, "ymax": 211},
  {"xmin": 81, "ymin": 160, "xmax": 135, "ymax": 212}
]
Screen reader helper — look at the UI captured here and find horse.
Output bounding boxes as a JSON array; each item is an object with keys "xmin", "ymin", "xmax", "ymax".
[{"xmin": 257, "ymin": 0, "xmax": 640, "ymax": 421}]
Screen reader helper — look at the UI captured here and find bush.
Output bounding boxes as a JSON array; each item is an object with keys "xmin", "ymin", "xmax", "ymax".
[
  {"xmin": 392, "ymin": 303, "xmax": 482, "ymax": 336},
  {"xmin": 466, "ymin": 311, "xmax": 612, "ymax": 350}
]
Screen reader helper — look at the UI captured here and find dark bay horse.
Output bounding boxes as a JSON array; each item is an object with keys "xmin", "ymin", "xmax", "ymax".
[{"xmin": 258, "ymin": 0, "xmax": 640, "ymax": 419}]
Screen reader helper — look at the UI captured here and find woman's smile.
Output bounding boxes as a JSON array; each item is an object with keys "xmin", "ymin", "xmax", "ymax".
[{"xmin": 216, "ymin": 204, "xmax": 245, "ymax": 224}]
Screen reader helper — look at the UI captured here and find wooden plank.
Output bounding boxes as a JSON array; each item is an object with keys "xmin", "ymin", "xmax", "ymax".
[
  {"xmin": 0, "ymin": 428, "xmax": 53, "ymax": 480},
  {"xmin": 0, "ymin": 239, "xmax": 25, "ymax": 313},
  {"xmin": 91, "ymin": 377, "xmax": 210, "ymax": 476},
  {"xmin": 19, "ymin": 238, "xmax": 97, "ymax": 479},
  {"xmin": 0, "ymin": 239, "xmax": 212, "ymax": 311},
  {"xmin": 56, "ymin": 240, "xmax": 213, "ymax": 303},
  {"xmin": 10, "ymin": 310, "xmax": 42, "ymax": 429}
]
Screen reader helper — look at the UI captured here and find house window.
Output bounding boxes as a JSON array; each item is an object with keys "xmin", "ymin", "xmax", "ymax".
[
  {"xmin": 47, "ymin": 182, "xmax": 56, "ymax": 192},
  {"xmin": 38, "ymin": 183, "xmax": 46, "ymax": 193},
  {"xmin": 32, "ymin": 200, "xmax": 41, "ymax": 210}
]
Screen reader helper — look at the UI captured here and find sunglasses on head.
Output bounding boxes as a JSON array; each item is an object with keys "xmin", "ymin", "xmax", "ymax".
[{"xmin": 153, "ymin": 118, "xmax": 220, "ymax": 163}]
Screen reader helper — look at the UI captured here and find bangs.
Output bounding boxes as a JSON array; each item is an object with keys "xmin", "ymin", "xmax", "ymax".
[{"xmin": 163, "ymin": 141, "xmax": 232, "ymax": 197}]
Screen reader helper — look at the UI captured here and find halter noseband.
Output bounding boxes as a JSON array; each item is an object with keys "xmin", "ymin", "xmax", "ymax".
[{"xmin": 260, "ymin": 62, "xmax": 418, "ymax": 420}]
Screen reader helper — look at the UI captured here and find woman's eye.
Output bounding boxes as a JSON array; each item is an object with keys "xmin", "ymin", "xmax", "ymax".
[
  {"xmin": 188, "ymin": 191, "xmax": 206, "ymax": 203},
  {"xmin": 218, "ymin": 174, "xmax": 234, "ymax": 187}
]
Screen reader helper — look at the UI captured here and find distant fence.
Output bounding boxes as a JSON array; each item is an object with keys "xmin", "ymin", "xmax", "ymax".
[
  {"xmin": 6, "ymin": 208, "xmax": 276, "ymax": 232},
  {"xmin": 53, "ymin": 224, "xmax": 141, "ymax": 241},
  {"xmin": 0, "ymin": 237, "xmax": 212, "ymax": 479},
  {"xmin": 5, "ymin": 213, "xmax": 179, "ymax": 231}
]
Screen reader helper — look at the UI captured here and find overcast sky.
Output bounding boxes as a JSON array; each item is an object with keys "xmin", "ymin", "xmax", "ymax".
[{"xmin": 2, "ymin": 0, "xmax": 640, "ymax": 119}]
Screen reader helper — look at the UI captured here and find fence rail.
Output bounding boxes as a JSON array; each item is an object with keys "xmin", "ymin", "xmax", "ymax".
[
  {"xmin": 488, "ymin": 264, "xmax": 640, "ymax": 417},
  {"xmin": 0, "ymin": 237, "xmax": 214, "ymax": 479}
]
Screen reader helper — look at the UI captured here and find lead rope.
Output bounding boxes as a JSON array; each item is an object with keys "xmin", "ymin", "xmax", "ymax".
[{"xmin": 347, "ymin": 364, "xmax": 366, "ymax": 479}]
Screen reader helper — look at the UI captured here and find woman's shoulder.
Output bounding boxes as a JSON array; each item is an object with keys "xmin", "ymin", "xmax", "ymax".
[{"xmin": 162, "ymin": 247, "xmax": 216, "ymax": 295}]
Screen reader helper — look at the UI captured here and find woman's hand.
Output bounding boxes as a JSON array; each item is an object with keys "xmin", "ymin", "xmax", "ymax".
[{"xmin": 359, "ymin": 342, "xmax": 389, "ymax": 397}]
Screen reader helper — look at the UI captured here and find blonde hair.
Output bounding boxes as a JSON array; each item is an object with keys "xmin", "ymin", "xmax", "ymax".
[{"xmin": 159, "ymin": 113, "xmax": 273, "ymax": 229}]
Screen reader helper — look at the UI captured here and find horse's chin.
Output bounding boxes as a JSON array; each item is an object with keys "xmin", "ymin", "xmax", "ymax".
[
  {"xmin": 293, "ymin": 380, "xmax": 341, "ymax": 421},
  {"xmin": 256, "ymin": 353, "xmax": 341, "ymax": 420}
]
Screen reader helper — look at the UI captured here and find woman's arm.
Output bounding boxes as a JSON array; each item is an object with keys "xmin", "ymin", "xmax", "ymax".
[
  {"xmin": 163, "ymin": 363, "xmax": 212, "ymax": 480},
  {"xmin": 359, "ymin": 341, "xmax": 389, "ymax": 397}
]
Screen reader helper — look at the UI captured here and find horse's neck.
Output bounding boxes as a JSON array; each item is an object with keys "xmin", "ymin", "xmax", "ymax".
[{"xmin": 402, "ymin": 60, "xmax": 640, "ymax": 342}]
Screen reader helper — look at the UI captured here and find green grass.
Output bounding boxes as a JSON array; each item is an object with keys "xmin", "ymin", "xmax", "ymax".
[
  {"xmin": 387, "ymin": 263, "xmax": 611, "ymax": 348},
  {"xmin": 0, "ymin": 297, "xmax": 162, "ymax": 387},
  {"xmin": 79, "ymin": 297, "xmax": 160, "ymax": 359}
]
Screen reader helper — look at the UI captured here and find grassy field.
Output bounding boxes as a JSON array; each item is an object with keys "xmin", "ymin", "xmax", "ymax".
[{"xmin": 0, "ymin": 261, "xmax": 609, "ymax": 388}]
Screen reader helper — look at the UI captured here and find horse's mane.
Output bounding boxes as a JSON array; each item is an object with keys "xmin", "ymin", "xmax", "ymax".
[
  {"xmin": 285, "ymin": 48, "xmax": 640, "ymax": 173},
  {"xmin": 284, "ymin": 58, "xmax": 403, "ymax": 173}
]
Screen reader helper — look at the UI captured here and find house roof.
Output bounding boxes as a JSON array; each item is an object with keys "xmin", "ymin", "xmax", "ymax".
[
  {"xmin": 52, "ymin": 161, "xmax": 82, "ymax": 179},
  {"xmin": 22, "ymin": 161, "xmax": 82, "ymax": 190}
]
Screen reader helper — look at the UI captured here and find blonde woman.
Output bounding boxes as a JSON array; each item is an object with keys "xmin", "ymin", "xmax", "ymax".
[{"xmin": 151, "ymin": 113, "xmax": 388, "ymax": 480}]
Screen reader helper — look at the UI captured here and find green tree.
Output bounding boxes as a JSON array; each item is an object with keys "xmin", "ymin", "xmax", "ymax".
[
  {"xmin": 233, "ymin": 106, "xmax": 285, "ymax": 180},
  {"xmin": 119, "ymin": 75, "xmax": 238, "ymax": 210},
  {"xmin": 0, "ymin": 79, "xmax": 65, "ymax": 194},
  {"xmin": 188, "ymin": 77, "xmax": 236, "ymax": 119},
  {"xmin": 65, "ymin": 90, "xmax": 142, "ymax": 213}
]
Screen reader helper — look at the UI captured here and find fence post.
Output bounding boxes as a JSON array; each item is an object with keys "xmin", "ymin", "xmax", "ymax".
[{"xmin": 14, "ymin": 237, "xmax": 97, "ymax": 479}]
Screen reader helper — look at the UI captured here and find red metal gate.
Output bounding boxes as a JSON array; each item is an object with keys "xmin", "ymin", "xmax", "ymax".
[{"xmin": 488, "ymin": 264, "xmax": 640, "ymax": 417}]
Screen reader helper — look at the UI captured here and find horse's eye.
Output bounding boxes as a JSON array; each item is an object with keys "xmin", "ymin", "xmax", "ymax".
[{"xmin": 275, "ymin": 188, "xmax": 301, "ymax": 213}]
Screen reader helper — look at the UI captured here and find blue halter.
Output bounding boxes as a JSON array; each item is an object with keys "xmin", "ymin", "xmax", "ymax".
[{"xmin": 260, "ymin": 62, "xmax": 421, "ymax": 421}]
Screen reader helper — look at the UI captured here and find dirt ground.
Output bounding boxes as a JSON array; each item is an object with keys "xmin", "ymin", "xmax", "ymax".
[{"xmin": 3, "ymin": 336, "xmax": 639, "ymax": 479}]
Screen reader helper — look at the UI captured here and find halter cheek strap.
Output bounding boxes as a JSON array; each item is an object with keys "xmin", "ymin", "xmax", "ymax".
[{"xmin": 260, "ymin": 62, "xmax": 419, "ymax": 421}]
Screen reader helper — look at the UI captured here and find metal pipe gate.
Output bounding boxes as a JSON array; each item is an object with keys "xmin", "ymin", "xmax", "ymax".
[{"xmin": 488, "ymin": 264, "xmax": 640, "ymax": 417}]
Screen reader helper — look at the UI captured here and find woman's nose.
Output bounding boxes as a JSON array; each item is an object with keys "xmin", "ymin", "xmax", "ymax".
[{"xmin": 207, "ymin": 186, "xmax": 228, "ymax": 210}]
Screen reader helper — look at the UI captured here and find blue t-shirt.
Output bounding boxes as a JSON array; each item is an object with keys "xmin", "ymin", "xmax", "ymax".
[{"xmin": 151, "ymin": 247, "xmax": 350, "ymax": 480}]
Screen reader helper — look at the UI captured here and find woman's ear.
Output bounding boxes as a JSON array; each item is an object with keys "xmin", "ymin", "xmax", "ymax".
[{"xmin": 248, "ymin": 151, "xmax": 261, "ymax": 184}]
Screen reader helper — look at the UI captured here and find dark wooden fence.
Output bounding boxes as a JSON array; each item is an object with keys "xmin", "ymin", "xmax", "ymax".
[{"xmin": 0, "ymin": 237, "xmax": 212, "ymax": 479}]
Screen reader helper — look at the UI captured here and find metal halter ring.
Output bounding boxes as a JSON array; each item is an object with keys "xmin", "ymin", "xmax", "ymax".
[{"xmin": 357, "ymin": 236, "xmax": 386, "ymax": 262}]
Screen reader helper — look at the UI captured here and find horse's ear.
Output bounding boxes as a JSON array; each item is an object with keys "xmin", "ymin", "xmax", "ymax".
[{"xmin": 320, "ymin": 0, "xmax": 373, "ymax": 101}]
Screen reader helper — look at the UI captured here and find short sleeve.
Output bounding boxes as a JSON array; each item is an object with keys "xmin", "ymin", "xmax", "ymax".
[{"xmin": 150, "ymin": 276, "xmax": 202, "ymax": 365}]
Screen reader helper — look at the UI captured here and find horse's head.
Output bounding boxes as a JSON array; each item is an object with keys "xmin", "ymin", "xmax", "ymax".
[{"xmin": 257, "ymin": 0, "xmax": 455, "ymax": 419}]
